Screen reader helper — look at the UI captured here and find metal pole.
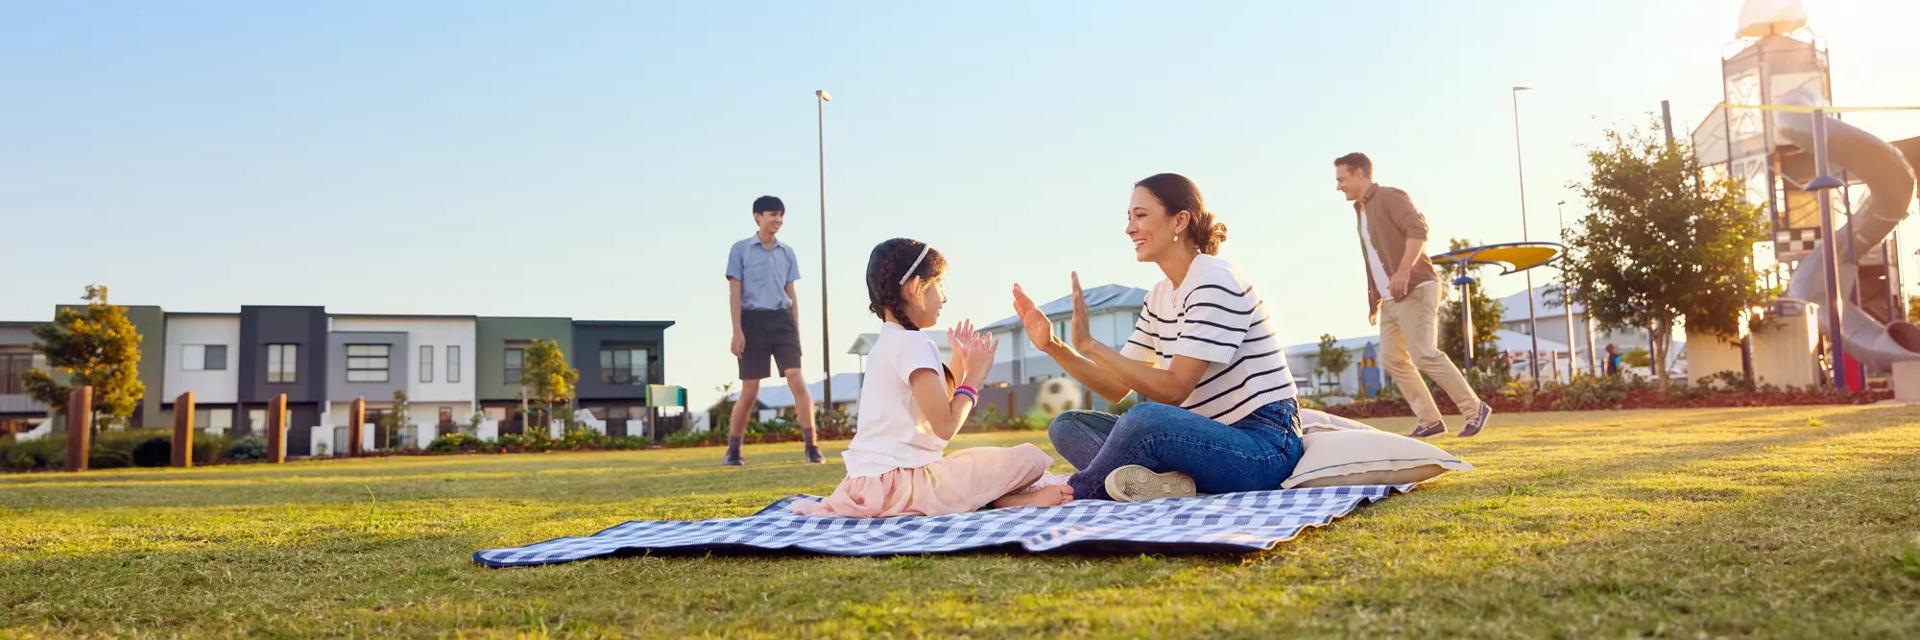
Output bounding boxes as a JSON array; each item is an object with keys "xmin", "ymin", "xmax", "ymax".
[
  {"xmin": 1512, "ymin": 87, "xmax": 1541, "ymax": 385},
  {"xmin": 1558, "ymin": 200, "xmax": 1578, "ymax": 378},
  {"xmin": 816, "ymin": 90, "xmax": 833, "ymax": 414},
  {"xmin": 1461, "ymin": 277, "xmax": 1476, "ymax": 369},
  {"xmin": 1809, "ymin": 109, "xmax": 1848, "ymax": 388}
]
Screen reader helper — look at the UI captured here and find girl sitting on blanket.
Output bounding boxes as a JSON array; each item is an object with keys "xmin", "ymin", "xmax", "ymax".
[{"xmin": 793, "ymin": 238, "xmax": 1075, "ymax": 517}]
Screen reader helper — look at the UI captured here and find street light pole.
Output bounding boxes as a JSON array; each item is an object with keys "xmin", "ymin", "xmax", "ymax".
[
  {"xmin": 1512, "ymin": 85, "xmax": 1543, "ymax": 385},
  {"xmin": 816, "ymin": 89, "xmax": 834, "ymax": 413},
  {"xmin": 1558, "ymin": 199, "xmax": 1579, "ymax": 379},
  {"xmin": 1807, "ymin": 109, "xmax": 1849, "ymax": 389}
]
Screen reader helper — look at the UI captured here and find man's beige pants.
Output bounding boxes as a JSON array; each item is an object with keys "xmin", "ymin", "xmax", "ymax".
[{"xmin": 1380, "ymin": 283, "xmax": 1484, "ymax": 425}]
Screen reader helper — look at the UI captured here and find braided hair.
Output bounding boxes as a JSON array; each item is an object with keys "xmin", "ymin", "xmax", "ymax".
[{"xmin": 866, "ymin": 238, "xmax": 947, "ymax": 331}]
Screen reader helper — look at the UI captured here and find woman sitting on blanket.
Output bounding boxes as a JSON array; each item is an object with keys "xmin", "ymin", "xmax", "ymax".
[
  {"xmin": 793, "ymin": 238, "xmax": 1076, "ymax": 517},
  {"xmin": 1013, "ymin": 173, "xmax": 1306, "ymax": 502}
]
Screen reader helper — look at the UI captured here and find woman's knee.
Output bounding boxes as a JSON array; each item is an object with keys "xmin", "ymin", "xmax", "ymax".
[
  {"xmin": 1048, "ymin": 411, "xmax": 1102, "ymax": 440},
  {"xmin": 1110, "ymin": 403, "xmax": 1185, "ymax": 443}
]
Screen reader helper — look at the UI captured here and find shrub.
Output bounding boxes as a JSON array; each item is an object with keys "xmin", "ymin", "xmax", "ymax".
[
  {"xmin": 0, "ymin": 436, "xmax": 64, "ymax": 471},
  {"xmin": 1695, "ymin": 370, "xmax": 1756, "ymax": 393},
  {"xmin": 1550, "ymin": 375, "xmax": 1632, "ymax": 411},
  {"xmin": 89, "ymin": 429, "xmax": 177, "ymax": 469},
  {"xmin": 131, "ymin": 436, "xmax": 172, "ymax": 467},
  {"xmin": 748, "ymin": 417, "xmax": 798, "ymax": 438},
  {"xmin": 192, "ymin": 433, "xmax": 232, "ymax": 465},
  {"xmin": 967, "ymin": 404, "xmax": 1006, "ymax": 429},
  {"xmin": 664, "ymin": 431, "xmax": 722, "ymax": 448},
  {"xmin": 427, "ymin": 433, "xmax": 490, "ymax": 453},
  {"xmin": 225, "ymin": 435, "xmax": 268, "ymax": 461}
]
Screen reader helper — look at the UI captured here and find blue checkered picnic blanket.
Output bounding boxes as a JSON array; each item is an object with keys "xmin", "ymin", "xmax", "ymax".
[{"xmin": 474, "ymin": 484, "xmax": 1414, "ymax": 567}]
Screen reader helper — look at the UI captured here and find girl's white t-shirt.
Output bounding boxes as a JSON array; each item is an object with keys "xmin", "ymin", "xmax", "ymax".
[{"xmin": 841, "ymin": 322, "xmax": 951, "ymax": 477}]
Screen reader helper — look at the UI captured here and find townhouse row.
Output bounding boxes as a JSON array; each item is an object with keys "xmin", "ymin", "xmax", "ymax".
[{"xmin": 0, "ymin": 306, "xmax": 672, "ymax": 456}]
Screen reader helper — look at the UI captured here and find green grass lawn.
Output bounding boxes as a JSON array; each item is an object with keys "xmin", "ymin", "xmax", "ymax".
[{"xmin": 5, "ymin": 405, "xmax": 1920, "ymax": 638}]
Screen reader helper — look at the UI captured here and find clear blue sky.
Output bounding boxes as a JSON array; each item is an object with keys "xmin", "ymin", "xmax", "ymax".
[{"xmin": 5, "ymin": 1, "xmax": 1917, "ymax": 410}]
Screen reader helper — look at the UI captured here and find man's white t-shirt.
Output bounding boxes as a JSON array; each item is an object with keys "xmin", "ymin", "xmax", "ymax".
[
  {"xmin": 840, "ymin": 322, "xmax": 951, "ymax": 477},
  {"xmin": 1361, "ymin": 209, "xmax": 1435, "ymax": 301}
]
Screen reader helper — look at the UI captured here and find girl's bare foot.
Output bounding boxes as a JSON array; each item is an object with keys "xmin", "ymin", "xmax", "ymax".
[{"xmin": 991, "ymin": 484, "xmax": 1073, "ymax": 509}]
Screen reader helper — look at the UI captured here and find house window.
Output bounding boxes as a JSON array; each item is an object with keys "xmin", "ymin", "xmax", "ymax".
[
  {"xmin": 248, "ymin": 409, "xmax": 267, "ymax": 433},
  {"xmin": 182, "ymin": 345, "xmax": 228, "ymax": 371},
  {"xmin": 266, "ymin": 344, "xmax": 299, "ymax": 383},
  {"xmin": 484, "ymin": 407, "xmax": 506, "ymax": 421},
  {"xmin": 447, "ymin": 346, "xmax": 461, "ymax": 383},
  {"xmin": 346, "ymin": 344, "xmax": 390, "ymax": 383},
  {"xmin": 0, "ymin": 354, "xmax": 32, "ymax": 394},
  {"xmin": 599, "ymin": 348, "xmax": 649, "ymax": 386},
  {"xmin": 420, "ymin": 346, "xmax": 434, "ymax": 383},
  {"xmin": 437, "ymin": 406, "xmax": 453, "ymax": 426},
  {"xmin": 195, "ymin": 407, "xmax": 233, "ymax": 435},
  {"xmin": 504, "ymin": 348, "xmax": 524, "ymax": 384}
]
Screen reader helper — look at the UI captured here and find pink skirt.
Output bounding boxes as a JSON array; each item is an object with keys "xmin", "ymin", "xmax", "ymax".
[{"xmin": 792, "ymin": 443, "xmax": 1053, "ymax": 518}]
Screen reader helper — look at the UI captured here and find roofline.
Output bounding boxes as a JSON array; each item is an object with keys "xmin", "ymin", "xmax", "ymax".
[
  {"xmin": 572, "ymin": 320, "xmax": 677, "ymax": 328},
  {"xmin": 330, "ymin": 313, "xmax": 479, "ymax": 320},
  {"xmin": 166, "ymin": 311, "xmax": 241, "ymax": 317}
]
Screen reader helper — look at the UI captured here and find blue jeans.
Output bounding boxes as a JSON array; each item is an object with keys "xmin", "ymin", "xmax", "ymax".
[{"xmin": 1049, "ymin": 399, "xmax": 1304, "ymax": 501}]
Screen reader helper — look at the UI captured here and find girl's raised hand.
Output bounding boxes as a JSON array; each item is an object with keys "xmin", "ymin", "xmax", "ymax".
[{"xmin": 962, "ymin": 331, "xmax": 997, "ymax": 387}]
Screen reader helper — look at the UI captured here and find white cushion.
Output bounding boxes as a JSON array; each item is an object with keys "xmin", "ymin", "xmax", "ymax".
[
  {"xmin": 1282, "ymin": 430, "xmax": 1472, "ymax": 489},
  {"xmin": 1296, "ymin": 408, "xmax": 1380, "ymax": 435}
]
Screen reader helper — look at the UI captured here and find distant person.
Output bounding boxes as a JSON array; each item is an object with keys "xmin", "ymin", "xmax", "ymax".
[
  {"xmin": 1335, "ymin": 152, "xmax": 1492, "ymax": 438},
  {"xmin": 794, "ymin": 238, "xmax": 1072, "ymax": 517},
  {"xmin": 724, "ymin": 195, "xmax": 823, "ymax": 466},
  {"xmin": 1022, "ymin": 173, "xmax": 1306, "ymax": 502},
  {"xmin": 1604, "ymin": 343, "xmax": 1622, "ymax": 377}
]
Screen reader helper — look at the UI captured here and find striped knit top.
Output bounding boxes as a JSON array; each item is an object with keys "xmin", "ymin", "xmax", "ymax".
[{"xmin": 1120, "ymin": 254, "xmax": 1297, "ymax": 424}]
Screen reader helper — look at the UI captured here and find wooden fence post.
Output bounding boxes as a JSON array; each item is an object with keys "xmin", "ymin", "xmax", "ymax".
[
  {"xmin": 65, "ymin": 386, "xmax": 93, "ymax": 472},
  {"xmin": 266, "ymin": 393, "xmax": 288, "ymax": 463},
  {"xmin": 172, "ymin": 392, "xmax": 196, "ymax": 467}
]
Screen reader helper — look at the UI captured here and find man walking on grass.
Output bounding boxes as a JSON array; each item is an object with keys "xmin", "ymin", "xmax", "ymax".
[
  {"xmin": 724, "ymin": 195, "xmax": 825, "ymax": 465},
  {"xmin": 1335, "ymin": 152, "xmax": 1493, "ymax": 438}
]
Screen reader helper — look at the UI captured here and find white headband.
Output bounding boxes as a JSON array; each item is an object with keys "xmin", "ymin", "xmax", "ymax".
[{"xmin": 899, "ymin": 244, "xmax": 931, "ymax": 285}]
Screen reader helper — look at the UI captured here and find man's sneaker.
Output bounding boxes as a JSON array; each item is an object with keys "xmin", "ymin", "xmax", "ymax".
[
  {"xmin": 1459, "ymin": 403, "xmax": 1494, "ymax": 438},
  {"xmin": 803, "ymin": 445, "xmax": 825, "ymax": 464},
  {"xmin": 723, "ymin": 448, "xmax": 744, "ymax": 466},
  {"xmin": 1103, "ymin": 465, "xmax": 1197, "ymax": 502},
  {"xmin": 1409, "ymin": 421, "xmax": 1447, "ymax": 438}
]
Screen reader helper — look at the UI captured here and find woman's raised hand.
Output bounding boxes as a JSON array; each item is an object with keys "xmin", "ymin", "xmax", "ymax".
[
  {"xmin": 1070, "ymin": 272, "xmax": 1093, "ymax": 351},
  {"xmin": 1011, "ymin": 284, "xmax": 1054, "ymax": 351}
]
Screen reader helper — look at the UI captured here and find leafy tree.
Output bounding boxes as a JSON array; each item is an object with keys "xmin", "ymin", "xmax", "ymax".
[
  {"xmin": 1313, "ymin": 334, "xmax": 1353, "ymax": 393},
  {"xmin": 1563, "ymin": 118, "xmax": 1771, "ymax": 384},
  {"xmin": 520, "ymin": 339, "xmax": 579, "ymax": 431},
  {"xmin": 22, "ymin": 285, "xmax": 145, "ymax": 433},
  {"xmin": 378, "ymin": 389, "xmax": 411, "ymax": 449}
]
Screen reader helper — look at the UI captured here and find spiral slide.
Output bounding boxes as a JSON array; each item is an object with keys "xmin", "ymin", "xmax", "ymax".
[{"xmin": 1775, "ymin": 92, "xmax": 1920, "ymax": 369}]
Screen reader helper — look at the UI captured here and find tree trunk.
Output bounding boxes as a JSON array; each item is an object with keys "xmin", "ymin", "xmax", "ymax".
[{"xmin": 1652, "ymin": 321, "xmax": 1672, "ymax": 386}]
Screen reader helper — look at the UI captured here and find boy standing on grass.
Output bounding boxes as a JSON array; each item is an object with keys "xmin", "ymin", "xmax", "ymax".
[{"xmin": 724, "ymin": 195, "xmax": 824, "ymax": 466}]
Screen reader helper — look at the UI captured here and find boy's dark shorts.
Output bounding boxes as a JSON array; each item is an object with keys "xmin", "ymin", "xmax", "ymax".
[{"xmin": 739, "ymin": 309, "xmax": 802, "ymax": 380}]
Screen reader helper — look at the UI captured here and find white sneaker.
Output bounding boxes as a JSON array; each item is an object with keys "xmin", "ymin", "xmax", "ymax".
[{"xmin": 1103, "ymin": 465, "xmax": 1197, "ymax": 502}]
